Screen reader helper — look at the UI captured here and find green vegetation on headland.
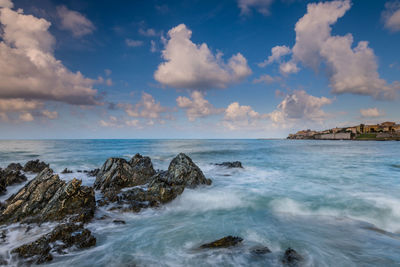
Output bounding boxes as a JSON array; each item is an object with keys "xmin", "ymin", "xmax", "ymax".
[{"xmin": 288, "ymin": 121, "xmax": 400, "ymax": 141}]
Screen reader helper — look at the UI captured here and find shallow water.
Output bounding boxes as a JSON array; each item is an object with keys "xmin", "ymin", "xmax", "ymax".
[{"xmin": 0, "ymin": 139, "xmax": 400, "ymax": 266}]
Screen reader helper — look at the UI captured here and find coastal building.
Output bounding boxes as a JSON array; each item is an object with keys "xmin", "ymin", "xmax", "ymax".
[{"xmin": 380, "ymin": 122, "xmax": 396, "ymax": 132}]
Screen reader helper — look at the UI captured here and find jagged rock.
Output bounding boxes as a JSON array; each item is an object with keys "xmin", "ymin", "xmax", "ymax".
[
  {"xmin": 282, "ymin": 248, "xmax": 303, "ymax": 266},
  {"xmin": 200, "ymin": 236, "xmax": 243, "ymax": 249},
  {"xmin": 215, "ymin": 161, "xmax": 243, "ymax": 168},
  {"xmin": 61, "ymin": 168, "xmax": 73, "ymax": 174},
  {"xmin": 23, "ymin": 160, "xmax": 49, "ymax": 173},
  {"xmin": 86, "ymin": 168, "xmax": 100, "ymax": 177},
  {"xmin": 0, "ymin": 168, "xmax": 95, "ymax": 224},
  {"xmin": 250, "ymin": 245, "xmax": 271, "ymax": 255},
  {"xmin": 113, "ymin": 219, "xmax": 126, "ymax": 224},
  {"xmin": 0, "ymin": 167, "xmax": 27, "ymax": 194},
  {"xmin": 12, "ymin": 223, "xmax": 96, "ymax": 264},
  {"xmin": 94, "ymin": 154, "xmax": 155, "ymax": 193},
  {"xmin": 6, "ymin": 163, "xmax": 23, "ymax": 172}
]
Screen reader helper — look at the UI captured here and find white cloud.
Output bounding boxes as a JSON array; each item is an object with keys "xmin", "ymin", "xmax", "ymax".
[
  {"xmin": 42, "ymin": 110, "xmax": 58, "ymax": 119},
  {"xmin": 19, "ymin": 112, "xmax": 34, "ymax": 122},
  {"xmin": 283, "ymin": 0, "xmax": 398, "ymax": 99},
  {"xmin": 139, "ymin": 27, "xmax": 157, "ymax": 37},
  {"xmin": 383, "ymin": 2, "xmax": 400, "ymax": 32},
  {"xmin": 0, "ymin": 98, "xmax": 42, "ymax": 121},
  {"xmin": 154, "ymin": 24, "xmax": 251, "ymax": 90},
  {"xmin": 150, "ymin": 40, "xmax": 157, "ymax": 53},
  {"xmin": 0, "ymin": 5, "xmax": 98, "ymax": 105},
  {"xmin": 56, "ymin": 5, "xmax": 95, "ymax": 37},
  {"xmin": 176, "ymin": 91, "xmax": 223, "ymax": 121},
  {"xmin": 360, "ymin": 108, "xmax": 384, "ymax": 118},
  {"xmin": 238, "ymin": 0, "xmax": 274, "ymax": 16},
  {"xmin": 222, "ymin": 102, "xmax": 267, "ymax": 130},
  {"xmin": 253, "ymin": 74, "xmax": 281, "ymax": 84},
  {"xmin": 279, "ymin": 61, "xmax": 299, "ymax": 74},
  {"xmin": 269, "ymin": 90, "xmax": 333, "ymax": 124},
  {"xmin": 258, "ymin": 45, "xmax": 291, "ymax": 67},
  {"xmin": 0, "ymin": 0, "xmax": 12, "ymax": 8},
  {"xmin": 119, "ymin": 92, "xmax": 167, "ymax": 119},
  {"xmin": 126, "ymin": 39, "xmax": 144, "ymax": 47},
  {"xmin": 99, "ymin": 116, "xmax": 142, "ymax": 128}
]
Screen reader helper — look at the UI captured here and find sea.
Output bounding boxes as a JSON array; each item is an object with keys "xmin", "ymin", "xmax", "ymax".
[{"xmin": 0, "ymin": 139, "xmax": 399, "ymax": 266}]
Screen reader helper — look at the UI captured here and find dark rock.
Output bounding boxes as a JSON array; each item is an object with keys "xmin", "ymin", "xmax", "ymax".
[
  {"xmin": 0, "ymin": 168, "xmax": 27, "ymax": 194},
  {"xmin": 61, "ymin": 168, "xmax": 73, "ymax": 174},
  {"xmin": 77, "ymin": 170, "xmax": 83, "ymax": 173},
  {"xmin": 215, "ymin": 161, "xmax": 243, "ymax": 168},
  {"xmin": 0, "ymin": 168, "xmax": 95, "ymax": 224},
  {"xmin": 282, "ymin": 248, "xmax": 303, "ymax": 266},
  {"xmin": 113, "ymin": 219, "xmax": 126, "ymax": 224},
  {"xmin": 12, "ymin": 223, "xmax": 96, "ymax": 264},
  {"xmin": 23, "ymin": 160, "xmax": 49, "ymax": 173},
  {"xmin": 200, "ymin": 236, "xmax": 243, "ymax": 249},
  {"xmin": 250, "ymin": 245, "xmax": 271, "ymax": 255},
  {"xmin": 86, "ymin": 168, "xmax": 99, "ymax": 177},
  {"xmin": 6, "ymin": 163, "xmax": 23, "ymax": 172},
  {"xmin": 94, "ymin": 154, "xmax": 155, "ymax": 193}
]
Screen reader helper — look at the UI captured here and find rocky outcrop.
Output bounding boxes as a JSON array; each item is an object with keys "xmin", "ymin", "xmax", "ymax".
[
  {"xmin": 94, "ymin": 154, "xmax": 156, "ymax": 193},
  {"xmin": 200, "ymin": 236, "xmax": 243, "ymax": 249},
  {"xmin": 250, "ymin": 245, "xmax": 271, "ymax": 255},
  {"xmin": 23, "ymin": 160, "xmax": 49, "ymax": 173},
  {"xmin": 99, "ymin": 153, "xmax": 212, "ymax": 213},
  {"xmin": 0, "ymin": 165, "xmax": 27, "ymax": 194},
  {"xmin": 5, "ymin": 163, "xmax": 23, "ymax": 172},
  {"xmin": 215, "ymin": 161, "xmax": 243, "ymax": 168},
  {"xmin": 61, "ymin": 168, "xmax": 73, "ymax": 174},
  {"xmin": 0, "ymin": 168, "xmax": 95, "ymax": 224},
  {"xmin": 12, "ymin": 223, "xmax": 96, "ymax": 264},
  {"xmin": 282, "ymin": 248, "xmax": 303, "ymax": 266}
]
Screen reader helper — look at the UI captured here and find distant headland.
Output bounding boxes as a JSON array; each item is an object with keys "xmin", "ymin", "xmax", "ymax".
[{"xmin": 288, "ymin": 121, "xmax": 400, "ymax": 141}]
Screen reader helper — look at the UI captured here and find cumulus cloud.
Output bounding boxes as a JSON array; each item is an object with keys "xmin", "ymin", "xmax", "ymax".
[
  {"xmin": 118, "ymin": 92, "xmax": 167, "ymax": 120},
  {"xmin": 57, "ymin": 5, "xmax": 95, "ymax": 37},
  {"xmin": 268, "ymin": 90, "xmax": 333, "ymax": 124},
  {"xmin": 258, "ymin": 45, "xmax": 291, "ymax": 67},
  {"xmin": 360, "ymin": 107, "xmax": 384, "ymax": 118},
  {"xmin": 100, "ymin": 116, "xmax": 141, "ymax": 128},
  {"xmin": 383, "ymin": 2, "xmax": 400, "ymax": 32},
  {"xmin": 0, "ymin": 4, "xmax": 98, "ymax": 105},
  {"xmin": 139, "ymin": 27, "xmax": 157, "ymax": 37},
  {"xmin": 150, "ymin": 40, "xmax": 157, "ymax": 52},
  {"xmin": 42, "ymin": 110, "xmax": 58, "ymax": 119},
  {"xmin": 238, "ymin": 0, "xmax": 274, "ymax": 16},
  {"xmin": 222, "ymin": 102, "xmax": 267, "ymax": 130},
  {"xmin": 253, "ymin": 74, "xmax": 281, "ymax": 84},
  {"xmin": 176, "ymin": 91, "xmax": 223, "ymax": 121},
  {"xmin": 125, "ymin": 39, "xmax": 144, "ymax": 47},
  {"xmin": 154, "ymin": 24, "xmax": 252, "ymax": 91},
  {"xmin": 0, "ymin": 98, "xmax": 42, "ymax": 121},
  {"xmin": 0, "ymin": 0, "xmax": 12, "ymax": 8},
  {"xmin": 19, "ymin": 112, "xmax": 34, "ymax": 122},
  {"xmin": 276, "ymin": 0, "xmax": 398, "ymax": 99}
]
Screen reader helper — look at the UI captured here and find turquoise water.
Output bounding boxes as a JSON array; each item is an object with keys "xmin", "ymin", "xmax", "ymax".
[{"xmin": 0, "ymin": 139, "xmax": 400, "ymax": 266}]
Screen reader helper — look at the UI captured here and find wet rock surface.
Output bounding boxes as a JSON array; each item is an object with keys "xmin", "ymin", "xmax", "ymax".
[
  {"xmin": 12, "ymin": 223, "xmax": 96, "ymax": 264},
  {"xmin": 0, "ymin": 168, "xmax": 95, "ymax": 224},
  {"xmin": 94, "ymin": 153, "xmax": 156, "ymax": 193},
  {"xmin": 100, "ymin": 153, "xmax": 212, "ymax": 212},
  {"xmin": 215, "ymin": 161, "xmax": 243, "ymax": 168},
  {"xmin": 250, "ymin": 245, "xmax": 271, "ymax": 255},
  {"xmin": 200, "ymin": 236, "xmax": 243, "ymax": 249},
  {"xmin": 282, "ymin": 247, "xmax": 303, "ymax": 266},
  {"xmin": 61, "ymin": 168, "xmax": 73, "ymax": 174},
  {"xmin": 0, "ymin": 165, "xmax": 27, "ymax": 194},
  {"xmin": 23, "ymin": 160, "xmax": 49, "ymax": 173}
]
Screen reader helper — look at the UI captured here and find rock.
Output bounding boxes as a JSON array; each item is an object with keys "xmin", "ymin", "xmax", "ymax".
[
  {"xmin": 113, "ymin": 219, "xmax": 126, "ymax": 224},
  {"xmin": 61, "ymin": 168, "xmax": 73, "ymax": 174},
  {"xmin": 215, "ymin": 161, "xmax": 243, "ymax": 168},
  {"xmin": 12, "ymin": 223, "xmax": 96, "ymax": 264},
  {"xmin": 282, "ymin": 248, "xmax": 303, "ymax": 266},
  {"xmin": 0, "ymin": 168, "xmax": 27, "ymax": 194},
  {"xmin": 23, "ymin": 160, "xmax": 49, "ymax": 173},
  {"xmin": 250, "ymin": 245, "xmax": 271, "ymax": 255},
  {"xmin": 0, "ymin": 168, "xmax": 95, "ymax": 224},
  {"xmin": 200, "ymin": 236, "xmax": 243, "ymax": 249},
  {"xmin": 86, "ymin": 168, "xmax": 99, "ymax": 177},
  {"xmin": 94, "ymin": 154, "xmax": 155, "ymax": 193},
  {"xmin": 6, "ymin": 163, "xmax": 23, "ymax": 172}
]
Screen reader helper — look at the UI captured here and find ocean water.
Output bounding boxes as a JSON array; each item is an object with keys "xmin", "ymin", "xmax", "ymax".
[{"xmin": 0, "ymin": 139, "xmax": 400, "ymax": 266}]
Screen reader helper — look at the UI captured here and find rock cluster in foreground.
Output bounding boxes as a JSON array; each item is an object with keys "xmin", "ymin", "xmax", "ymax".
[{"xmin": 0, "ymin": 163, "xmax": 27, "ymax": 194}]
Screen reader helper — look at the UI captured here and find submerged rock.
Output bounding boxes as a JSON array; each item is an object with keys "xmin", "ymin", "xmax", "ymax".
[
  {"xmin": 200, "ymin": 236, "xmax": 243, "ymax": 249},
  {"xmin": 215, "ymin": 161, "xmax": 243, "ymax": 168},
  {"xmin": 12, "ymin": 223, "xmax": 96, "ymax": 264},
  {"xmin": 282, "ymin": 248, "xmax": 303, "ymax": 266},
  {"xmin": 0, "ymin": 167, "xmax": 27, "ymax": 194},
  {"xmin": 61, "ymin": 168, "xmax": 73, "ymax": 174},
  {"xmin": 250, "ymin": 245, "xmax": 271, "ymax": 255},
  {"xmin": 23, "ymin": 160, "xmax": 49, "ymax": 173},
  {"xmin": 94, "ymin": 154, "xmax": 156, "ymax": 193},
  {"xmin": 0, "ymin": 168, "xmax": 95, "ymax": 224}
]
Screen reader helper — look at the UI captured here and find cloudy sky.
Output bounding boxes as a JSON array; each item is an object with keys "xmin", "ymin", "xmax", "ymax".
[{"xmin": 0, "ymin": 0, "xmax": 399, "ymax": 139}]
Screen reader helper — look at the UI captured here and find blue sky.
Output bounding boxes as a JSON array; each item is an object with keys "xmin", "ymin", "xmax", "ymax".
[{"xmin": 0, "ymin": 0, "xmax": 399, "ymax": 138}]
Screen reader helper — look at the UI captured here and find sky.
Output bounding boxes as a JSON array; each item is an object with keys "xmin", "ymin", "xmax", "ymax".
[{"xmin": 0, "ymin": 0, "xmax": 399, "ymax": 139}]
